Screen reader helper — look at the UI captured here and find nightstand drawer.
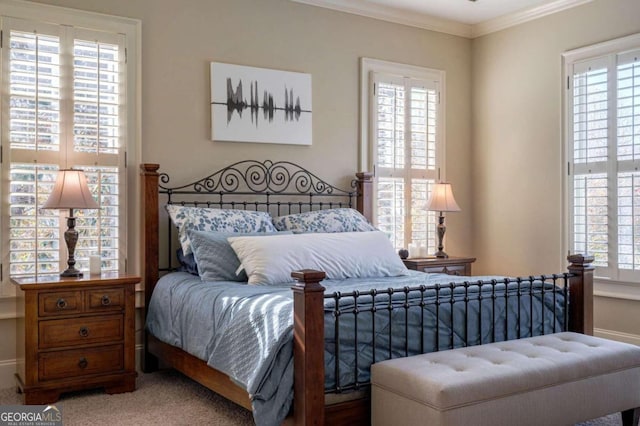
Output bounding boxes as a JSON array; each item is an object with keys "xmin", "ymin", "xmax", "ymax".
[
  {"xmin": 39, "ymin": 315, "xmax": 124, "ymax": 349},
  {"xmin": 38, "ymin": 344, "xmax": 124, "ymax": 381},
  {"xmin": 404, "ymin": 257, "xmax": 475, "ymax": 276},
  {"xmin": 86, "ymin": 288, "xmax": 124, "ymax": 312},
  {"xmin": 423, "ymin": 264, "xmax": 466, "ymax": 275},
  {"xmin": 39, "ymin": 291, "xmax": 83, "ymax": 317}
]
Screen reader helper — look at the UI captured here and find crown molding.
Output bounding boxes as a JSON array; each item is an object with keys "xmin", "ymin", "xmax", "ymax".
[
  {"xmin": 290, "ymin": 0, "xmax": 593, "ymax": 39},
  {"xmin": 472, "ymin": 0, "xmax": 593, "ymax": 38},
  {"xmin": 290, "ymin": 0, "xmax": 473, "ymax": 38}
]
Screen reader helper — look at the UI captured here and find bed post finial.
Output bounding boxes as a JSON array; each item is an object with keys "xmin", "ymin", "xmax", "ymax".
[
  {"xmin": 356, "ymin": 171, "xmax": 374, "ymax": 223},
  {"xmin": 291, "ymin": 269, "xmax": 326, "ymax": 426},
  {"xmin": 567, "ymin": 254, "xmax": 595, "ymax": 335}
]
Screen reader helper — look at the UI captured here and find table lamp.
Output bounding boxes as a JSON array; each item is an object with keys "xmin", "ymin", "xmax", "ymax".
[
  {"xmin": 425, "ymin": 182, "xmax": 460, "ymax": 258},
  {"xmin": 42, "ymin": 169, "xmax": 99, "ymax": 277}
]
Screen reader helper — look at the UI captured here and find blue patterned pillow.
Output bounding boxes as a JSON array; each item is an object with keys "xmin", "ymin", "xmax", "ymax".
[
  {"xmin": 188, "ymin": 230, "xmax": 290, "ymax": 282},
  {"xmin": 176, "ymin": 249, "xmax": 199, "ymax": 275},
  {"xmin": 166, "ymin": 205, "xmax": 277, "ymax": 255},
  {"xmin": 273, "ymin": 208, "xmax": 375, "ymax": 234}
]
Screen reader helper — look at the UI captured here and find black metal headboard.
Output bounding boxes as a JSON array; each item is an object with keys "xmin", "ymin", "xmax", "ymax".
[{"xmin": 157, "ymin": 160, "xmax": 362, "ymax": 271}]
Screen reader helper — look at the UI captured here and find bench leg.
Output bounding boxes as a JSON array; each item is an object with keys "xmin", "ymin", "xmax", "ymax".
[{"xmin": 622, "ymin": 407, "xmax": 640, "ymax": 426}]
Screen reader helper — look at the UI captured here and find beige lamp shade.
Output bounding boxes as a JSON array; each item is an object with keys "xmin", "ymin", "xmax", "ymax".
[
  {"xmin": 425, "ymin": 183, "xmax": 461, "ymax": 212},
  {"xmin": 42, "ymin": 169, "xmax": 99, "ymax": 210}
]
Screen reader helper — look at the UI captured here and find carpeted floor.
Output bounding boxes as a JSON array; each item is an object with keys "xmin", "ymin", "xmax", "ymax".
[{"xmin": 0, "ymin": 370, "xmax": 623, "ymax": 425}]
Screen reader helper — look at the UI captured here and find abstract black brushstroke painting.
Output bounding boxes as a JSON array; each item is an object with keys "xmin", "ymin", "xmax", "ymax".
[{"xmin": 211, "ymin": 62, "xmax": 312, "ymax": 145}]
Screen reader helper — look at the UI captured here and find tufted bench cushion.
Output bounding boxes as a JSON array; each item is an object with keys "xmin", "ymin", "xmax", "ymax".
[{"xmin": 371, "ymin": 332, "xmax": 640, "ymax": 426}]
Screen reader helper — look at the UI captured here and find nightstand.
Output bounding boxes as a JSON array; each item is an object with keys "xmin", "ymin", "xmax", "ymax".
[
  {"xmin": 403, "ymin": 256, "xmax": 476, "ymax": 276},
  {"xmin": 12, "ymin": 272, "xmax": 139, "ymax": 404}
]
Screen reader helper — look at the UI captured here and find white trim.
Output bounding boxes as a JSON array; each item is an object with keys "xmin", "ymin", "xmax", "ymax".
[
  {"xmin": 0, "ymin": 297, "xmax": 17, "ymax": 320},
  {"xmin": 562, "ymin": 32, "xmax": 640, "ymax": 62},
  {"xmin": 0, "ymin": 358, "xmax": 17, "ymax": 389},
  {"xmin": 472, "ymin": 0, "xmax": 593, "ymax": 38},
  {"xmin": 0, "ymin": 0, "xmax": 139, "ymax": 30},
  {"xmin": 135, "ymin": 343, "xmax": 143, "ymax": 373},
  {"xmin": 290, "ymin": 0, "xmax": 472, "ymax": 38},
  {"xmin": 291, "ymin": 0, "xmax": 592, "ymax": 39},
  {"xmin": 594, "ymin": 328, "xmax": 640, "ymax": 346},
  {"xmin": 359, "ymin": 58, "xmax": 445, "ymax": 172},
  {"xmin": 595, "ymin": 279, "xmax": 640, "ymax": 301}
]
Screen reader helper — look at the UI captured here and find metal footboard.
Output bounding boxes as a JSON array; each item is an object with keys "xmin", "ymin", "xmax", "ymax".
[{"xmin": 323, "ymin": 273, "xmax": 572, "ymax": 394}]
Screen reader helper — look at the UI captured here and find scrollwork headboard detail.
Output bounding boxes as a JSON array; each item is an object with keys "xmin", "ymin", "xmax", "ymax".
[
  {"xmin": 140, "ymin": 160, "xmax": 373, "ymax": 290},
  {"xmin": 159, "ymin": 159, "xmax": 358, "ymax": 207}
]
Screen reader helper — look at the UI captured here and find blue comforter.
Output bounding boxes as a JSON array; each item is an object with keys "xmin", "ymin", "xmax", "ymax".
[{"xmin": 146, "ymin": 271, "xmax": 565, "ymax": 426}]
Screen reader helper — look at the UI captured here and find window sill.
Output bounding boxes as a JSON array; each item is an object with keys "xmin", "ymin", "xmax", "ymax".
[{"xmin": 594, "ymin": 279, "xmax": 640, "ymax": 301}]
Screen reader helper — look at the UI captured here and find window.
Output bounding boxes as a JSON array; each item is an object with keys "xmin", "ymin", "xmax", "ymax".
[
  {"xmin": 360, "ymin": 58, "xmax": 444, "ymax": 252},
  {"xmin": 0, "ymin": 3, "xmax": 140, "ymax": 295},
  {"xmin": 564, "ymin": 33, "xmax": 640, "ymax": 283}
]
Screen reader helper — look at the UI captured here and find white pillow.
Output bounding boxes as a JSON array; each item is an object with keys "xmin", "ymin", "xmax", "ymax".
[{"xmin": 227, "ymin": 231, "xmax": 408, "ymax": 285}]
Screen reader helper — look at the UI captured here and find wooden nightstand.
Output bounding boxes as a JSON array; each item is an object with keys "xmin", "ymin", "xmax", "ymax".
[
  {"xmin": 403, "ymin": 256, "xmax": 476, "ymax": 276},
  {"xmin": 12, "ymin": 272, "xmax": 139, "ymax": 404}
]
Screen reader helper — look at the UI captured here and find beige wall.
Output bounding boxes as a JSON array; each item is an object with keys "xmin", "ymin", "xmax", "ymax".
[
  {"xmin": 28, "ymin": 0, "xmax": 474, "ymax": 255},
  {"xmin": 1, "ymin": 0, "xmax": 637, "ymax": 390},
  {"xmin": 471, "ymin": 0, "xmax": 640, "ymax": 338},
  {"xmin": 0, "ymin": 0, "xmax": 473, "ymax": 389}
]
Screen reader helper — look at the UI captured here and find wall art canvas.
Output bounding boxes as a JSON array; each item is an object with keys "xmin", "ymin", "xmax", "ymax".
[{"xmin": 210, "ymin": 62, "xmax": 312, "ymax": 145}]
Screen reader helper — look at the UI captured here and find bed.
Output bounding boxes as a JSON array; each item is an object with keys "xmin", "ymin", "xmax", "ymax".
[{"xmin": 139, "ymin": 160, "xmax": 594, "ymax": 426}]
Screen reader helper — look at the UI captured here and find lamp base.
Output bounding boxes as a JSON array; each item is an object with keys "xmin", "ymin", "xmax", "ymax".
[
  {"xmin": 61, "ymin": 268, "xmax": 83, "ymax": 278},
  {"xmin": 433, "ymin": 250, "xmax": 449, "ymax": 259},
  {"xmin": 61, "ymin": 213, "xmax": 82, "ymax": 278},
  {"xmin": 434, "ymin": 214, "xmax": 449, "ymax": 259}
]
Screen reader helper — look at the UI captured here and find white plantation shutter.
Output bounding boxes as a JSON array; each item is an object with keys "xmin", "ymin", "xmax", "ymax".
[
  {"xmin": 567, "ymin": 44, "xmax": 640, "ymax": 282},
  {"xmin": 572, "ymin": 173, "xmax": 608, "ymax": 267},
  {"xmin": 9, "ymin": 28, "xmax": 61, "ymax": 153},
  {"xmin": 372, "ymin": 72, "xmax": 440, "ymax": 251},
  {"xmin": 2, "ymin": 18, "xmax": 126, "ymax": 284},
  {"xmin": 616, "ymin": 49, "xmax": 640, "ymax": 281},
  {"xmin": 9, "ymin": 164, "xmax": 60, "ymax": 276},
  {"xmin": 73, "ymin": 35, "xmax": 121, "ymax": 156}
]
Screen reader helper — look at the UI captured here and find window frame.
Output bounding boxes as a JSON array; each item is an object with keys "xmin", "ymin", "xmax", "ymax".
[
  {"xmin": 562, "ymin": 32, "xmax": 640, "ymax": 300},
  {"xmin": 359, "ymin": 57, "xmax": 446, "ymax": 250},
  {"xmin": 0, "ymin": 0, "xmax": 141, "ymax": 299}
]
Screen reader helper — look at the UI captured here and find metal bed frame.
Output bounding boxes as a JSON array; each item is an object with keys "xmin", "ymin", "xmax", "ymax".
[{"xmin": 139, "ymin": 160, "xmax": 594, "ymax": 425}]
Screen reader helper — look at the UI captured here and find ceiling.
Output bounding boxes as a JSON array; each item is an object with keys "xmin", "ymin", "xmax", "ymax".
[{"xmin": 290, "ymin": 0, "xmax": 593, "ymax": 38}]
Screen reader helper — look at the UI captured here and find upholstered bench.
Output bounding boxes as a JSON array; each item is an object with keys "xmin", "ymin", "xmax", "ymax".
[{"xmin": 371, "ymin": 332, "xmax": 640, "ymax": 426}]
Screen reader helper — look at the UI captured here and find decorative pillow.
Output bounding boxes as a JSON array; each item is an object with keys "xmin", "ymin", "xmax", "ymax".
[
  {"xmin": 228, "ymin": 231, "xmax": 408, "ymax": 285},
  {"xmin": 188, "ymin": 230, "xmax": 291, "ymax": 282},
  {"xmin": 166, "ymin": 205, "xmax": 277, "ymax": 254},
  {"xmin": 273, "ymin": 208, "xmax": 375, "ymax": 234},
  {"xmin": 176, "ymin": 248, "xmax": 199, "ymax": 276}
]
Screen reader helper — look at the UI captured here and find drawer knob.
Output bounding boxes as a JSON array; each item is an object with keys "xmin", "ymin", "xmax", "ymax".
[
  {"xmin": 79, "ymin": 327, "xmax": 89, "ymax": 338},
  {"xmin": 56, "ymin": 298, "xmax": 67, "ymax": 309},
  {"xmin": 78, "ymin": 357, "xmax": 88, "ymax": 369},
  {"xmin": 101, "ymin": 295, "xmax": 111, "ymax": 306}
]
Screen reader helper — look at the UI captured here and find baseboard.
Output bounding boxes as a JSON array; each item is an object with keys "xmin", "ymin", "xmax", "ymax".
[
  {"xmin": 0, "ymin": 359, "xmax": 17, "ymax": 390},
  {"xmin": 135, "ymin": 343, "xmax": 143, "ymax": 372},
  {"xmin": 594, "ymin": 328, "xmax": 640, "ymax": 346}
]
